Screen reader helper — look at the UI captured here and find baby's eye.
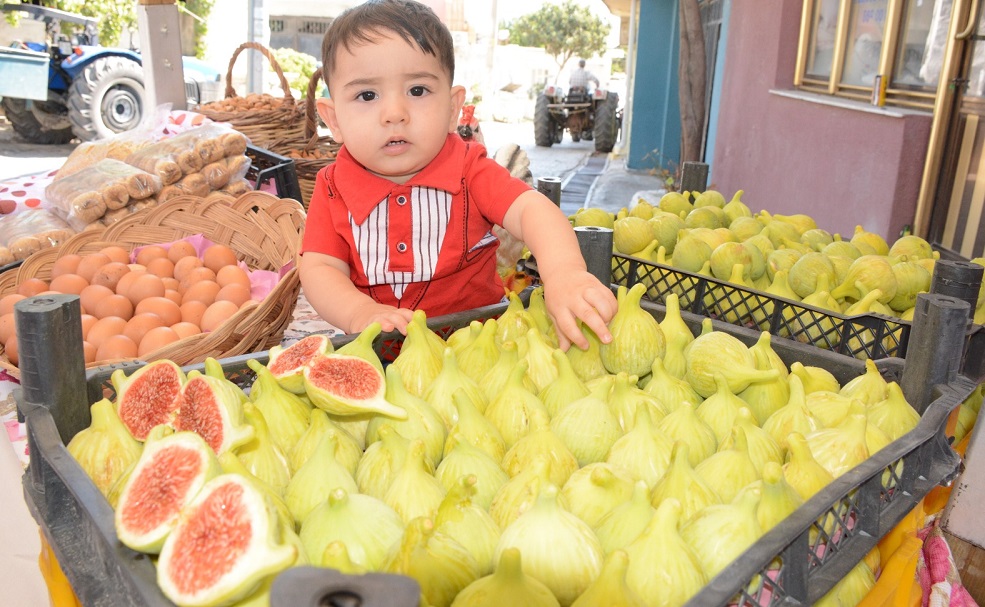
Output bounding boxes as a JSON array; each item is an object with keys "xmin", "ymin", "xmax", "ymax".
[
  {"xmin": 409, "ymin": 86, "xmax": 428, "ymax": 97},
  {"xmin": 357, "ymin": 91, "xmax": 377, "ymax": 102}
]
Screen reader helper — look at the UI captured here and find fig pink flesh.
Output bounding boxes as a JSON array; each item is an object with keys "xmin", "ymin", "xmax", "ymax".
[
  {"xmin": 308, "ymin": 357, "xmax": 380, "ymax": 399},
  {"xmin": 120, "ymin": 445, "xmax": 203, "ymax": 535}
]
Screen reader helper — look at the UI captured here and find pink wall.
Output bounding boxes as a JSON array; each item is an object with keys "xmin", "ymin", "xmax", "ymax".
[{"xmin": 711, "ymin": 0, "xmax": 932, "ymax": 241}]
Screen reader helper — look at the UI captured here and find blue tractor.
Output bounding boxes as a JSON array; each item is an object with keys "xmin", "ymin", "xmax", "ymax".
[{"xmin": 0, "ymin": 3, "xmax": 221, "ymax": 144}]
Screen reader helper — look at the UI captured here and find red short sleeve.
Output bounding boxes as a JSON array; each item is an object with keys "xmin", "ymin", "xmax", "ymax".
[
  {"xmin": 300, "ymin": 166, "xmax": 350, "ymax": 261},
  {"xmin": 463, "ymin": 144, "xmax": 533, "ymax": 227}
]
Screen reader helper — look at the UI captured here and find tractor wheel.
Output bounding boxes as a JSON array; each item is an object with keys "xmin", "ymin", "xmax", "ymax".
[
  {"xmin": 593, "ymin": 92, "xmax": 620, "ymax": 153},
  {"xmin": 1, "ymin": 96, "xmax": 74, "ymax": 144},
  {"xmin": 68, "ymin": 56, "xmax": 145, "ymax": 142},
  {"xmin": 534, "ymin": 94, "xmax": 555, "ymax": 147}
]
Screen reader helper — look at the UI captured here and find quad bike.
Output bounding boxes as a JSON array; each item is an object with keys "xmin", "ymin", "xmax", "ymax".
[
  {"xmin": 533, "ymin": 83, "xmax": 620, "ymax": 153},
  {"xmin": 0, "ymin": 3, "xmax": 221, "ymax": 144}
]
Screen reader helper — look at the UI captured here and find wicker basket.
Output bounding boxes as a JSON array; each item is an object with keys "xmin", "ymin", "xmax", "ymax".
[
  {"xmin": 0, "ymin": 191, "xmax": 306, "ymax": 378},
  {"xmin": 196, "ymin": 42, "xmax": 305, "ymax": 149},
  {"xmin": 267, "ymin": 68, "xmax": 341, "ymax": 207}
]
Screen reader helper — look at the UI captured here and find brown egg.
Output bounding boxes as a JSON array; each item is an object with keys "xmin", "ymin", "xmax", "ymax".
[
  {"xmin": 93, "ymin": 294, "xmax": 134, "ymax": 321},
  {"xmin": 49, "ymin": 273, "xmax": 89, "ymax": 296},
  {"xmin": 146, "ymin": 257, "xmax": 175, "ymax": 279},
  {"xmin": 124, "ymin": 313, "xmax": 166, "ymax": 346},
  {"xmin": 167, "ymin": 241, "xmax": 198, "ymax": 263},
  {"xmin": 203, "ymin": 244, "xmax": 238, "ymax": 273},
  {"xmin": 82, "ymin": 341, "xmax": 97, "ymax": 364},
  {"xmin": 182, "ymin": 279, "xmax": 221, "ymax": 306},
  {"xmin": 75, "ymin": 253, "xmax": 112, "ymax": 282},
  {"xmin": 126, "ymin": 273, "xmax": 166, "ymax": 306},
  {"xmin": 135, "ymin": 296, "xmax": 181, "ymax": 326},
  {"xmin": 0, "ymin": 294, "xmax": 25, "ymax": 316},
  {"xmin": 170, "ymin": 322, "xmax": 201, "ymax": 339},
  {"xmin": 162, "ymin": 277, "xmax": 180, "ymax": 292},
  {"xmin": 164, "ymin": 289, "xmax": 183, "ymax": 306},
  {"xmin": 51, "ymin": 254, "xmax": 83, "ymax": 279},
  {"xmin": 90, "ymin": 262, "xmax": 130, "ymax": 291},
  {"xmin": 215, "ymin": 265, "xmax": 251, "ymax": 289},
  {"xmin": 0, "ymin": 313, "xmax": 15, "ymax": 343},
  {"xmin": 215, "ymin": 283, "xmax": 253, "ymax": 307},
  {"xmin": 173, "ymin": 256, "xmax": 204, "ymax": 282},
  {"xmin": 79, "ymin": 314, "xmax": 98, "ymax": 340},
  {"xmin": 201, "ymin": 300, "xmax": 239, "ymax": 332},
  {"xmin": 179, "ymin": 267, "xmax": 218, "ymax": 294},
  {"xmin": 135, "ymin": 245, "xmax": 169, "ymax": 267},
  {"xmin": 115, "ymin": 269, "xmax": 146, "ymax": 300},
  {"xmin": 4, "ymin": 335, "xmax": 18, "ymax": 365},
  {"xmin": 79, "ymin": 284, "xmax": 115, "ymax": 315},
  {"xmin": 86, "ymin": 316, "xmax": 128, "ymax": 349},
  {"xmin": 138, "ymin": 326, "xmax": 181, "ymax": 357},
  {"xmin": 95, "ymin": 334, "xmax": 138, "ymax": 362},
  {"xmin": 17, "ymin": 278, "xmax": 49, "ymax": 297},
  {"xmin": 99, "ymin": 246, "xmax": 132, "ymax": 265},
  {"xmin": 180, "ymin": 300, "xmax": 208, "ymax": 326}
]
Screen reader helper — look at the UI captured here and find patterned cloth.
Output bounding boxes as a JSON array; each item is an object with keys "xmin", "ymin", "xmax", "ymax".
[{"xmin": 569, "ymin": 66, "xmax": 599, "ymax": 90}]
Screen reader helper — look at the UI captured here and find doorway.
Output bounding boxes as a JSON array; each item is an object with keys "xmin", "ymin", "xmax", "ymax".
[{"xmin": 929, "ymin": 2, "xmax": 985, "ymax": 260}]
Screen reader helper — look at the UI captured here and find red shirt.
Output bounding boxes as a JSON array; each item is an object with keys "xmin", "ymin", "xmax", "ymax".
[{"xmin": 301, "ymin": 134, "xmax": 532, "ymax": 317}]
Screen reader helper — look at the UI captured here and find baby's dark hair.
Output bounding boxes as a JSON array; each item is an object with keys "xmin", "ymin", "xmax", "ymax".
[{"xmin": 321, "ymin": 0, "xmax": 455, "ymax": 92}]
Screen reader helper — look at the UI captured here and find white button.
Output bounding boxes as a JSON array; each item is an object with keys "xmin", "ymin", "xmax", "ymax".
[
  {"xmin": 397, "ymin": 195, "xmax": 407, "ymax": 205},
  {"xmin": 396, "ymin": 242, "xmax": 407, "ymax": 252}
]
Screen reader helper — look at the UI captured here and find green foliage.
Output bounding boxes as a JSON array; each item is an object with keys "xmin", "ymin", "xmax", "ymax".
[
  {"xmin": 3, "ymin": 0, "xmax": 214, "ymax": 57},
  {"xmin": 504, "ymin": 0, "xmax": 610, "ymax": 71},
  {"xmin": 182, "ymin": 0, "xmax": 216, "ymax": 59},
  {"xmin": 272, "ymin": 47, "xmax": 319, "ymax": 96}
]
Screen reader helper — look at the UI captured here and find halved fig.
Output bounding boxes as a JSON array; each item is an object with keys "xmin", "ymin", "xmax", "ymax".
[
  {"xmin": 175, "ymin": 370, "xmax": 254, "ymax": 455},
  {"xmin": 112, "ymin": 360, "xmax": 187, "ymax": 441},
  {"xmin": 157, "ymin": 474, "xmax": 296, "ymax": 607},
  {"xmin": 303, "ymin": 353, "xmax": 407, "ymax": 419},
  {"xmin": 266, "ymin": 334, "xmax": 333, "ymax": 394},
  {"xmin": 114, "ymin": 431, "xmax": 220, "ymax": 554}
]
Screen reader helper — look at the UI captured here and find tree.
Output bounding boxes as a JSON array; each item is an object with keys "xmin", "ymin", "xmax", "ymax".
[
  {"xmin": 504, "ymin": 0, "xmax": 610, "ymax": 73},
  {"xmin": 3, "ymin": 0, "xmax": 215, "ymax": 58}
]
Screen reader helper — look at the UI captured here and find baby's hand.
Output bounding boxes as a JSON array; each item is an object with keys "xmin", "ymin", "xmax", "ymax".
[
  {"xmin": 349, "ymin": 304, "xmax": 414, "ymax": 335},
  {"xmin": 543, "ymin": 270, "xmax": 618, "ymax": 351}
]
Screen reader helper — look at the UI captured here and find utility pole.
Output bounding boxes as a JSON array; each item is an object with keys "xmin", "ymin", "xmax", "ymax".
[
  {"xmin": 247, "ymin": 0, "xmax": 266, "ymax": 94},
  {"xmin": 136, "ymin": 0, "xmax": 186, "ymax": 109}
]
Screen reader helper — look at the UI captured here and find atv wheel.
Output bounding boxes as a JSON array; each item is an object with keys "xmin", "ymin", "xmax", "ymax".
[
  {"xmin": 593, "ymin": 92, "xmax": 620, "ymax": 153},
  {"xmin": 1, "ymin": 96, "xmax": 74, "ymax": 144},
  {"xmin": 534, "ymin": 94, "xmax": 555, "ymax": 147},
  {"xmin": 68, "ymin": 56, "xmax": 145, "ymax": 142}
]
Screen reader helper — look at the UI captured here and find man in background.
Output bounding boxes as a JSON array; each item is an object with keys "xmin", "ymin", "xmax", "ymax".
[{"xmin": 569, "ymin": 59, "xmax": 600, "ymax": 92}]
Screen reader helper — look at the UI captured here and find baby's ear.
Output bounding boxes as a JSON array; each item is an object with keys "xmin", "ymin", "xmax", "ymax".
[
  {"xmin": 316, "ymin": 97, "xmax": 344, "ymax": 143},
  {"xmin": 447, "ymin": 85, "xmax": 467, "ymax": 132}
]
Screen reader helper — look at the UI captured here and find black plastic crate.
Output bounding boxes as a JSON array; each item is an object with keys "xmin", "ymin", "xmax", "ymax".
[
  {"xmin": 245, "ymin": 144, "xmax": 303, "ymax": 203},
  {"xmin": 15, "ymin": 294, "xmax": 977, "ymax": 607},
  {"xmin": 612, "ymin": 253, "xmax": 914, "ymax": 360}
]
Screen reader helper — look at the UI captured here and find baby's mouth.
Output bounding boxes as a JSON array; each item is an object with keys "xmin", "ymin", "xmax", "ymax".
[{"xmin": 386, "ymin": 139, "xmax": 407, "ymax": 146}]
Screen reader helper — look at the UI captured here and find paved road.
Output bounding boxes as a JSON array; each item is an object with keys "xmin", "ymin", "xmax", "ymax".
[{"xmin": 0, "ymin": 114, "xmax": 75, "ymax": 181}]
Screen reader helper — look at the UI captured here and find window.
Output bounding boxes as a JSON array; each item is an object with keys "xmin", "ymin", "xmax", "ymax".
[{"xmin": 796, "ymin": 0, "xmax": 950, "ymax": 109}]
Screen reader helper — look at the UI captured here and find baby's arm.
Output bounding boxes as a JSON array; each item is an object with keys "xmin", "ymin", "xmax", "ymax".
[
  {"xmin": 298, "ymin": 252, "xmax": 414, "ymax": 334},
  {"xmin": 501, "ymin": 190, "xmax": 617, "ymax": 350}
]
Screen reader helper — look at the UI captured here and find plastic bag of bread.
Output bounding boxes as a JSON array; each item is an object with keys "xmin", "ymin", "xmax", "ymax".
[
  {"xmin": 0, "ymin": 209, "xmax": 74, "ymax": 266},
  {"xmin": 52, "ymin": 104, "xmax": 176, "ymax": 181},
  {"xmin": 44, "ymin": 159, "xmax": 162, "ymax": 231},
  {"xmin": 124, "ymin": 123, "xmax": 250, "ymax": 186}
]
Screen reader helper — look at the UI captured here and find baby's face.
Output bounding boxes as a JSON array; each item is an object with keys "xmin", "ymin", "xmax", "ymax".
[{"xmin": 320, "ymin": 31, "xmax": 464, "ymax": 184}]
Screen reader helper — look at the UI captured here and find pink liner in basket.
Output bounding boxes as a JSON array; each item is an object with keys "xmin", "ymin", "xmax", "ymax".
[{"xmin": 130, "ymin": 234, "xmax": 284, "ymax": 301}]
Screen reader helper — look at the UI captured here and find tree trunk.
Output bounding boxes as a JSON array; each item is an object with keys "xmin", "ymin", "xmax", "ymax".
[{"xmin": 678, "ymin": 0, "xmax": 707, "ymax": 164}]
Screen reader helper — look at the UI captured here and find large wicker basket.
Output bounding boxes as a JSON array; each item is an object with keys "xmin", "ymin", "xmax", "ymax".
[
  {"xmin": 267, "ymin": 68, "xmax": 341, "ymax": 207},
  {"xmin": 0, "ymin": 191, "xmax": 306, "ymax": 377},
  {"xmin": 196, "ymin": 42, "xmax": 305, "ymax": 149}
]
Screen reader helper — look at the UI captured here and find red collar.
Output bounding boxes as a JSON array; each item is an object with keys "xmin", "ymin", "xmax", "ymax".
[{"xmin": 334, "ymin": 134, "xmax": 474, "ymax": 224}]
